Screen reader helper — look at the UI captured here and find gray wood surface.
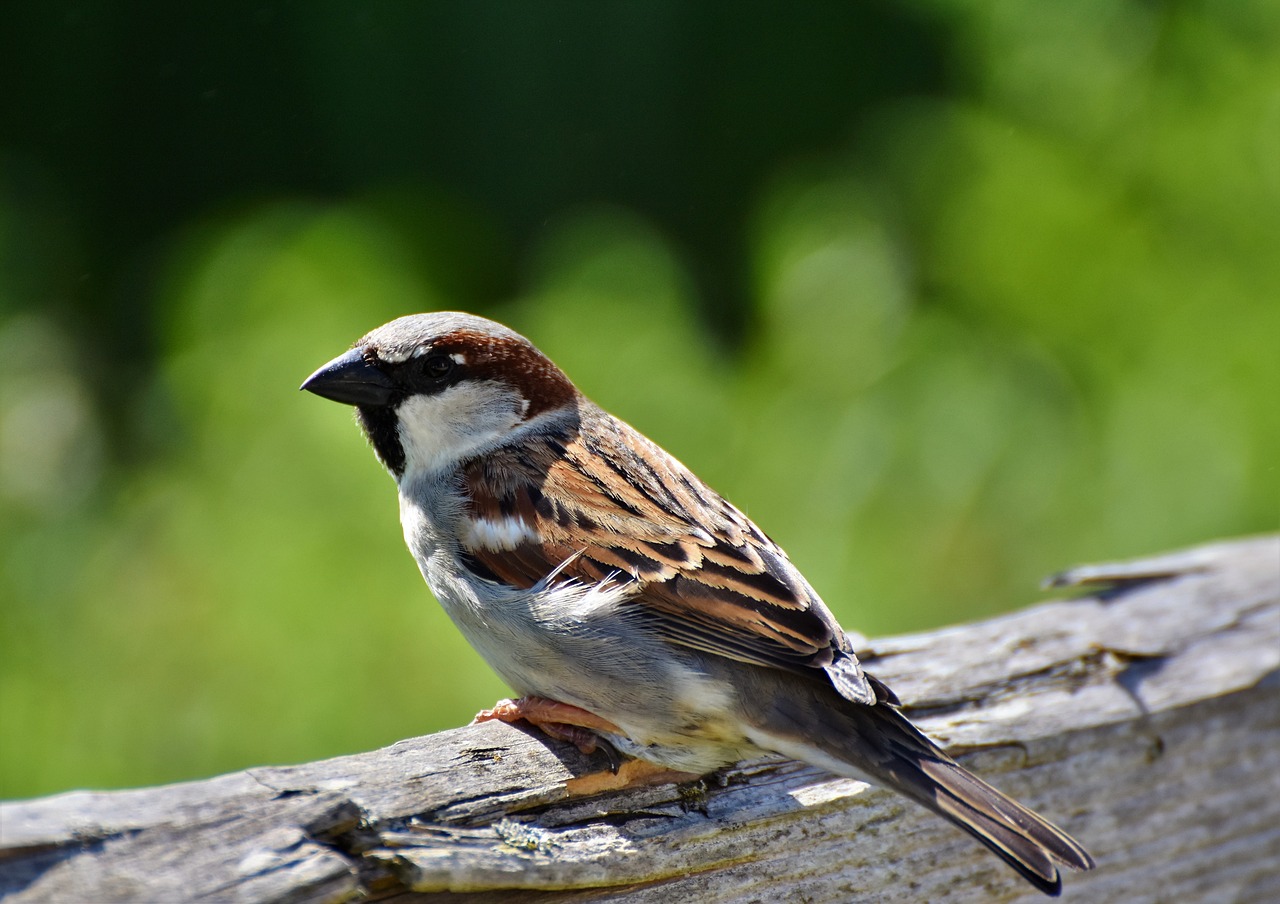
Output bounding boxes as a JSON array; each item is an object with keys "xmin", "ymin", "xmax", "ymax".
[{"xmin": 2, "ymin": 535, "xmax": 1277, "ymax": 903}]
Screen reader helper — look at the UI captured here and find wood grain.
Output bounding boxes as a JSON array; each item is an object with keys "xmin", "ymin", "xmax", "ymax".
[{"xmin": 2, "ymin": 535, "xmax": 1276, "ymax": 903}]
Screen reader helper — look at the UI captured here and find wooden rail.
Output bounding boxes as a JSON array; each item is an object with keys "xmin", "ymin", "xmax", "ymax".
[{"xmin": 2, "ymin": 536, "xmax": 1276, "ymax": 903}]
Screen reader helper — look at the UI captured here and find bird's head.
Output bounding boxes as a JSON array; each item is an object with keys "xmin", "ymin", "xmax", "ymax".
[{"xmin": 302, "ymin": 312, "xmax": 577, "ymax": 480}]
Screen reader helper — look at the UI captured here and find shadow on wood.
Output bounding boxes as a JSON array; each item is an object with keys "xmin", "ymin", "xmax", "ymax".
[{"xmin": 2, "ymin": 536, "xmax": 1277, "ymax": 903}]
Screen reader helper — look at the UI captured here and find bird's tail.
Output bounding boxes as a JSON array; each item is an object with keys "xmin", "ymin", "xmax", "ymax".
[
  {"xmin": 749, "ymin": 677, "xmax": 1095, "ymax": 896},
  {"xmin": 883, "ymin": 711, "xmax": 1095, "ymax": 896}
]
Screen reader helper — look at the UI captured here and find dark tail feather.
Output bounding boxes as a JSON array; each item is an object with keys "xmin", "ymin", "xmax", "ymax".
[
  {"xmin": 760, "ymin": 684, "xmax": 1096, "ymax": 896},
  {"xmin": 853, "ymin": 705, "xmax": 1095, "ymax": 896},
  {"xmin": 921, "ymin": 753, "xmax": 1091, "ymax": 895}
]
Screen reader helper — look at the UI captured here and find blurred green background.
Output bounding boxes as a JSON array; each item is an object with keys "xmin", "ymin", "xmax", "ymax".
[{"xmin": 2, "ymin": 2, "xmax": 1277, "ymax": 801}]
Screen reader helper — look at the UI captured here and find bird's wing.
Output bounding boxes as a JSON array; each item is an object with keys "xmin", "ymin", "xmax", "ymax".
[{"xmin": 460, "ymin": 409, "xmax": 876, "ymax": 703}]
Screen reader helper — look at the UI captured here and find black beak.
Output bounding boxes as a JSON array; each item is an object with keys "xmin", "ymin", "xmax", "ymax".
[{"xmin": 301, "ymin": 348, "xmax": 396, "ymax": 407}]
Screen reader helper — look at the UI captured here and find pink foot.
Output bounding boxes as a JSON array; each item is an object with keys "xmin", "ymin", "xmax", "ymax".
[{"xmin": 472, "ymin": 695, "xmax": 622, "ymax": 756}]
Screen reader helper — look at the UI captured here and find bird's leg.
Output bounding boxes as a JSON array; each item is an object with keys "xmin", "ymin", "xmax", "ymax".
[
  {"xmin": 472, "ymin": 695, "xmax": 622, "ymax": 757},
  {"xmin": 472, "ymin": 696, "xmax": 699, "ymax": 785}
]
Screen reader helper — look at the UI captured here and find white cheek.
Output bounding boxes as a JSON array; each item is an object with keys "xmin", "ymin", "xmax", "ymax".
[{"xmin": 395, "ymin": 382, "xmax": 523, "ymax": 475}]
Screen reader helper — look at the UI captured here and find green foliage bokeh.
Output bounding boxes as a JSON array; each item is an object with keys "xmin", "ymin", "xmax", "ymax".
[{"xmin": 1, "ymin": 2, "xmax": 1277, "ymax": 799}]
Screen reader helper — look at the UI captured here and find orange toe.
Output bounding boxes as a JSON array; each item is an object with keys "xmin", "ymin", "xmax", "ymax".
[
  {"xmin": 470, "ymin": 695, "xmax": 624, "ymax": 757},
  {"xmin": 471, "ymin": 698, "xmax": 523, "ymax": 725}
]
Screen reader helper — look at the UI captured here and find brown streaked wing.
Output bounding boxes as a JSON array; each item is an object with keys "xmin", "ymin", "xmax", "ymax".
[{"xmin": 460, "ymin": 410, "xmax": 849, "ymax": 675}]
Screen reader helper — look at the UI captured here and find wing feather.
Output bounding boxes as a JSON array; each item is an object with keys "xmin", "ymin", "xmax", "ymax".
[{"xmin": 460, "ymin": 406, "xmax": 872, "ymax": 701}]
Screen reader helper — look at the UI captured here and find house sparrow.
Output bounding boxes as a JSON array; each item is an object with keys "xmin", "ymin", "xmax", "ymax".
[{"xmin": 302, "ymin": 312, "xmax": 1094, "ymax": 895}]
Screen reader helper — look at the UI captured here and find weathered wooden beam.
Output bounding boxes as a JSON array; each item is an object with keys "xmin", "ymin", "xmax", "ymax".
[{"xmin": 2, "ymin": 536, "xmax": 1276, "ymax": 903}]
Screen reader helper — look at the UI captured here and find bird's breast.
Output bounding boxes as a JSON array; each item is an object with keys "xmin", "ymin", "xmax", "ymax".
[{"xmin": 395, "ymin": 481, "xmax": 763, "ymax": 772}]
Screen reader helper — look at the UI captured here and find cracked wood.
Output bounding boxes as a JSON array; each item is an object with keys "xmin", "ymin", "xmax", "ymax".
[{"xmin": 1, "ymin": 535, "xmax": 1277, "ymax": 903}]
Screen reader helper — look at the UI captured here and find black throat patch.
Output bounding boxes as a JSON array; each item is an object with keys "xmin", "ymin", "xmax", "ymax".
[{"xmin": 356, "ymin": 404, "xmax": 405, "ymax": 479}]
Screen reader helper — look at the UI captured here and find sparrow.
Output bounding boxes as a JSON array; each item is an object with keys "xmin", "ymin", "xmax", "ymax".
[{"xmin": 302, "ymin": 311, "xmax": 1095, "ymax": 895}]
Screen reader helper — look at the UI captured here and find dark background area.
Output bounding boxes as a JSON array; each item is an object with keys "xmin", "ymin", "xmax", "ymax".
[{"xmin": 2, "ymin": 3, "xmax": 942, "ymax": 388}]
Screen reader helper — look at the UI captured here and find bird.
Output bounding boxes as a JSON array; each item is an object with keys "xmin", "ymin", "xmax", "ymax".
[{"xmin": 301, "ymin": 311, "xmax": 1095, "ymax": 895}]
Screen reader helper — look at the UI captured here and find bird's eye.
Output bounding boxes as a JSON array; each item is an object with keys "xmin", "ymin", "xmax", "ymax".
[{"xmin": 421, "ymin": 354, "xmax": 454, "ymax": 380}]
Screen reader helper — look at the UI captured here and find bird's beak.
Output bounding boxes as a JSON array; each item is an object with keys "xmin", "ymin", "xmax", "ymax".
[{"xmin": 301, "ymin": 348, "xmax": 396, "ymax": 407}]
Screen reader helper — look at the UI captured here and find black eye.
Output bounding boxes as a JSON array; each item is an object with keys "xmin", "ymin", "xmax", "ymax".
[{"xmin": 421, "ymin": 354, "xmax": 454, "ymax": 380}]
